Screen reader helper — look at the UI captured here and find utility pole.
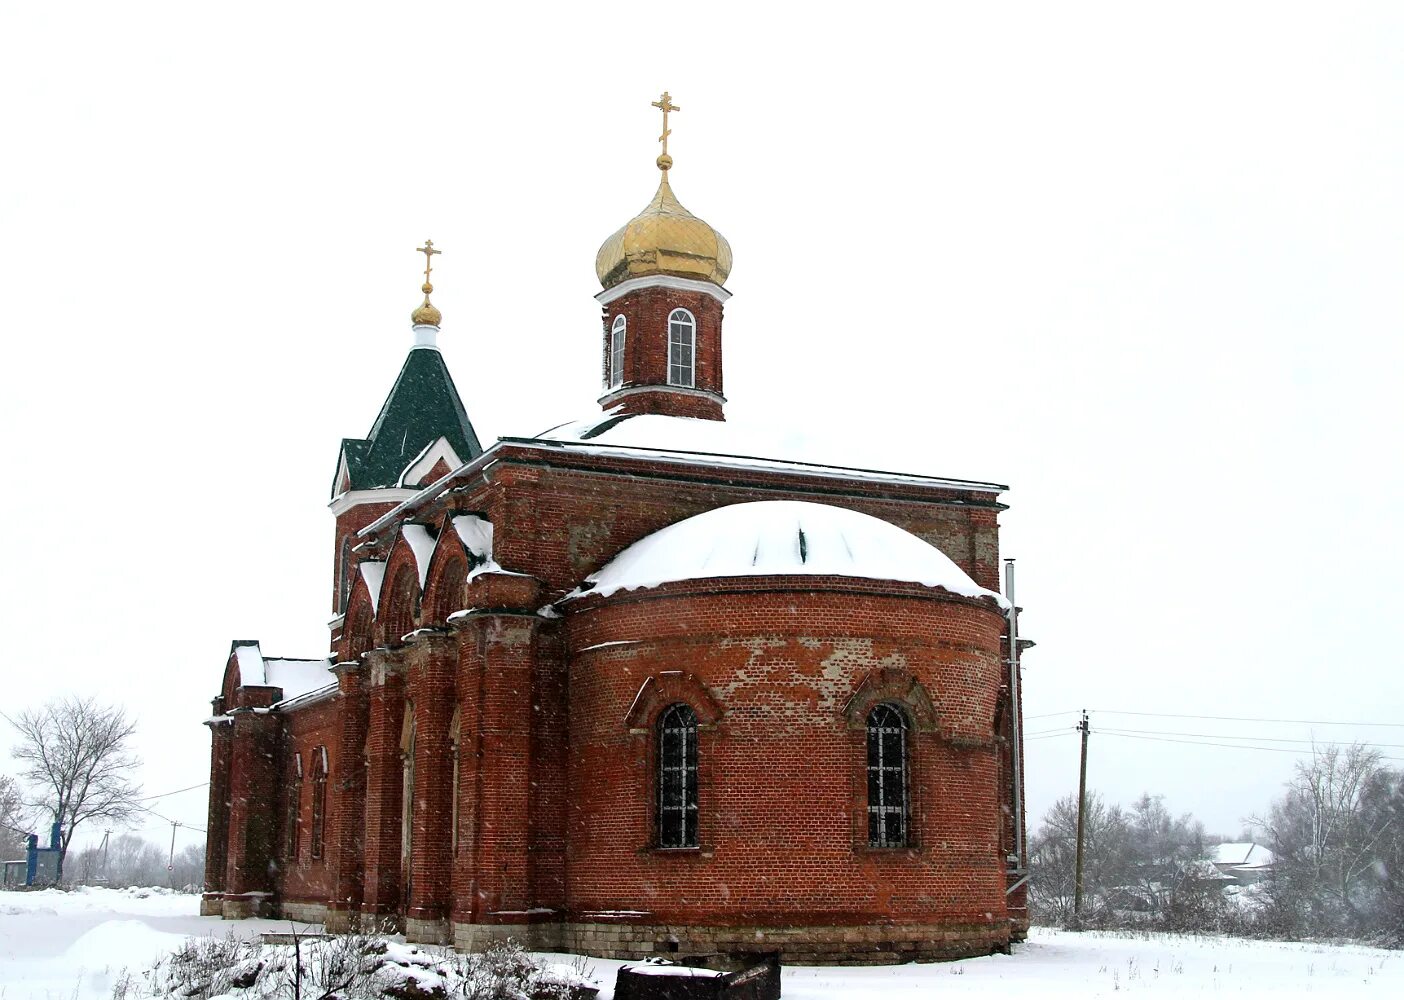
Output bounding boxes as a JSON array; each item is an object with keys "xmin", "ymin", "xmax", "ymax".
[
  {"xmin": 1073, "ymin": 710, "xmax": 1090, "ymax": 925},
  {"xmin": 167, "ymin": 820, "xmax": 179, "ymax": 889}
]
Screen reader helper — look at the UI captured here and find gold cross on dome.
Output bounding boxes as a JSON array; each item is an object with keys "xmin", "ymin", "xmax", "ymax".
[
  {"xmin": 652, "ymin": 91, "xmax": 681, "ymax": 158},
  {"xmin": 416, "ymin": 240, "xmax": 441, "ymax": 285}
]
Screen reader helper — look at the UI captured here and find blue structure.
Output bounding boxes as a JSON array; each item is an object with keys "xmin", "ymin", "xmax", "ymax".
[{"xmin": 23, "ymin": 823, "xmax": 62, "ymax": 886}]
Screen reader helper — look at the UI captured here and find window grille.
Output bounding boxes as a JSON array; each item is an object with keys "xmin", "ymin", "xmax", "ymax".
[
  {"xmin": 667, "ymin": 309, "xmax": 695, "ymax": 388},
  {"xmin": 610, "ymin": 315, "xmax": 626, "ymax": 389},
  {"xmin": 867, "ymin": 704, "xmax": 909, "ymax": 847},
  {"xmin": 657, "ymin": 703, "xmax": 699, "ymax": 848}
]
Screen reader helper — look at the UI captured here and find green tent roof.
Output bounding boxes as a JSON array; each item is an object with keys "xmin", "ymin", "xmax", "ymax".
[{"xmin": 335, "ymin": 348, "xmax": 482, "ymax": 495}]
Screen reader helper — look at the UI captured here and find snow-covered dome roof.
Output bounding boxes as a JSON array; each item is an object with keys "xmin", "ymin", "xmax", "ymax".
[{"xmin": 575, "ymin": 500, "xmax": 1008, "ymax": 604}]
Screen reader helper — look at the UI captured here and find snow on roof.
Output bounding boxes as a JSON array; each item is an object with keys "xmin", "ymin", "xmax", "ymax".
[
  {"xmin": 1211, "ymin": 842, "xmax": 1275, "ymax": 868},
  {"xmin": 535, "ymin": 412, "xmax": 1007, "ymax": 493},
  {"xmin": 359, "ymin": 561, "xmax": 386, "ymax": 612},
  {"xmin": 400, "ymin": 524, "xmax": 437, "ymax": 587},
  {"xmin": 232, "ymin": 643, "xmax": 333, "ymax": 701},
  {"xmin": 452, "ymin": 514, "xmax": 493, "ymax": 561},
  {"xmin": 572, "ymin": 500, "xmax": 1009, "ymax": 604}
]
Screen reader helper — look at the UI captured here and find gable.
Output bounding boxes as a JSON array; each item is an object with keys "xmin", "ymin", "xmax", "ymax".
[
  {"xmin": 397, "ymin": 436, "xmax": 463, "ymax": 488},
  {"xmin": 340, "ymin": 349, "xmax": 482, "ymax": 494}
]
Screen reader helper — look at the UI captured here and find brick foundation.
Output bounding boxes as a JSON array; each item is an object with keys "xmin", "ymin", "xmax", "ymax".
[{"xmin": 281, "ymin": 900, "xmax": 329, "ymax": 924}]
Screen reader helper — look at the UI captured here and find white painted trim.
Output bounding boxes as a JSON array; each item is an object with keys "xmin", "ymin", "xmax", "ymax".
[
  {"xmin": 397, "ymin": 436, "xmax": 463, "ymax": 488},
  {"xmin": 411, "ymin": 324, "xmax": 440, "ymax": 350},
  {"xmin": 596, "ymin": 384, "xmax": 726, "ymax": 407},
  {"xmin": 595, "ymin": 273, "xmax": 732, "ymax": 306},
  {"xmin": 329, "ymin": 488, "xmax": 420, "ymax": 516}
]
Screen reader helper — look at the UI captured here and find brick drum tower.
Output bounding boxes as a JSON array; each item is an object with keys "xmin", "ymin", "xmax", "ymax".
[{"xmin": 203, "ymin": 93, "xmax": 1030, "ymax": 965}]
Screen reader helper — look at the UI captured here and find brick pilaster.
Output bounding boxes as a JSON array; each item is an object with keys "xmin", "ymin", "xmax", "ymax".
[
  {"xmin": 326, "ymin": 661, "xmax": 369, "ymax": 931},
  {"xmin": 406, "ymin": 631, "xmax": 456, "ymax": 936},
  {"xmin": 223, "ymin": 709, "xmax": 279, "ymax": 912},
  {"xmin": 450, "ymin": 572, "xmax": 544, "ymax": 931},
  {"xmin": 359, "ymin": 651, "xmax": 407, "ymax": 925},
  {"xmin": 201, "ymin": 711, "xmax": 232, "ymax": 915}
]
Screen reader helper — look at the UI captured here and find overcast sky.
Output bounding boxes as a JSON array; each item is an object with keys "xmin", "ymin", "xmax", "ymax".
[{"xmin": 2, "ymin": 1, "xmax": 1401, "ymax": 854}]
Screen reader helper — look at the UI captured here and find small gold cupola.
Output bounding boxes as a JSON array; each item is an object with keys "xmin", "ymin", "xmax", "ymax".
[
  {"xmin": 411, "ymin": 239, "xmax": 443, "ymax": 328},
  {"xmin": 595, "ymin": 92, "xmax": 732, "ymax": 290}
]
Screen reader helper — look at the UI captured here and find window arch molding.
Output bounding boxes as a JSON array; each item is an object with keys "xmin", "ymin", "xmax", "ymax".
[
  {"xmin": 609, "ymin": 314, "xmax": 627, "ymax": 389},
  {"xmin": 424, "ymin": 552, "xmax": 468, "ymax": 626},
  {"xmin": 666, "ymin": 308, "xmax": 696, "ymax": 388},
  {"xmin": 623, "ymin": 672, "xmax": 722, "ymax": 732},
  {"xmin": 378, "ymin": 564, "xmax": 419, "ymax": 647},
  {"xmin": 841, "ymin": 666, "xmax": 939, "ymax": 734}
]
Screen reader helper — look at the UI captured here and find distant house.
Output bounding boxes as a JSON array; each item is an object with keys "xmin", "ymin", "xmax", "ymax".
[{"xmin": 1210, "ymin": 842, "xmax": 1275, "ymax": 885}]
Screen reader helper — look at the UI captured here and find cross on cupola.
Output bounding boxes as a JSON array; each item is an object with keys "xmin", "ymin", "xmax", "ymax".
[
  {"xmin": 411, "ymin": 240, "xmax": 443, "ymax": 330},
  {"xmin": 591, "ymin": 91, "xmax": 733, "ymax": 422},
  {"xmin": 652, "ymin": 91, "xmax": 680, "ymax": 170}
]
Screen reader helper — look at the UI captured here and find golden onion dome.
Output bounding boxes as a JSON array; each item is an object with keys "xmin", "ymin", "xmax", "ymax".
[
  {"xmin": 411, "ymin": 281, "xmax": 442, "ymax": 326},
  {"xmin": 595, "ymin": 172, "xmax": 732, "ymax": 289}
]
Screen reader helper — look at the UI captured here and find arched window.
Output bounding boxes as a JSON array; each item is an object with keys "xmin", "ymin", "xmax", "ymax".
[
  {"xmin": 449, "ymin": 707, "xmax": 461, "ymax": 856},
  {"xmin": 382, "ymin": 566, "xmax": 417, "ymax": 646},
  {"xmin": 286, "ymin": 752, "xmax": 303, "ymax": 862},
  {"xmin": 336, "ymin": 536, "xmax": 354, "ymax": 613},
  {"xmin": 400, "ymin": 704, "xmax": 416, "ymax": 892},
  {"xmin": 667, "ymin": 309, "xmax": 695, "ymax": 388},
  {"xmin": 310, "ymin": 747, "xmax": 328, "ymax": 859},
  {"xmin": 609, "ymin": 315, "xmax": 626, "ymax": 389},
  {"xmin": 429, "ymin": 557, "xmax": 467, "ymax": 624},
  {"xmin": 657, "ymin": 704, "xmax": 699, "ymax": 848},
  {"xmin": 867, "ymin": 704, "xmax": 909, "ymax": 848}
]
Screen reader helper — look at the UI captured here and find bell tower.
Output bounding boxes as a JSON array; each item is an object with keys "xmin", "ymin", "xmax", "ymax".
[{"xmin": 593, "ymin": 92, "xmax": 732, "ymax": 421}]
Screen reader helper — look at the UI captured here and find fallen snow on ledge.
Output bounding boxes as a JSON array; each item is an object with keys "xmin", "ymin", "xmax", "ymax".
[{"xmin": 574, "ymin": 500, "xmax": 1008, "ymax": 606}]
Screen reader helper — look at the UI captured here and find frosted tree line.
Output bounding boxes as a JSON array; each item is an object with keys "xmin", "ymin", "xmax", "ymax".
[{"xmin": 1029, "ymin": 743, "xmax": 1403, "ymax": 946}]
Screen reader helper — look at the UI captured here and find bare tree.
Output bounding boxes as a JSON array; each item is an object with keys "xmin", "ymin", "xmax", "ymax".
[
  {"xmin": 1028, "ymin": 791, "xmax": 1131, "ymax": 925},
  {"xmin": 1253, "ymin": 743, "xmax": 1394, "ymax": 937},
  {"xmin": 0, "ymin": 774, "xmax": 26, "ymax": 861},
  {"xmin": 1122, "ymin": 793, "xmax": 1208, "ymax": 916},
  {"xmin": 8, "ymin": 696, "xmax": 142, "ymax": 872}
]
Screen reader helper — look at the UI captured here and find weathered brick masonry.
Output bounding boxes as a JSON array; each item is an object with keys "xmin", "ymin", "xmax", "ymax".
[{"xmin": 204, "ymin": 129, "xmax": 1030, "ymax": 964}]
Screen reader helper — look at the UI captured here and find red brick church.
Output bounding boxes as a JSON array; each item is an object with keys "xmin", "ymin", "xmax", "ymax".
[{"xmin": 203, "ymin": 95, "xmax": 1031, "ymax": 964}]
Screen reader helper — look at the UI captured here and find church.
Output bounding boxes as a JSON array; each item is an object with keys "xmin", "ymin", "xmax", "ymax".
[{"xmin": 203, "ymin": 94, "xmax": 1031, "ymax": 965}]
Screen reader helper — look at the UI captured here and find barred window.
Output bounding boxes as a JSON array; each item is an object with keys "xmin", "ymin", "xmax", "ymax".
[
  {"xmin": 657, "ymin": 704, "xmax": 699, "ymax": 848},
  {"xmin": 310, "ymin": 747, "xmax": 328, "ymax": 859},
  {"xmin": 610, "ymin": 315, "xmax": 626, "ymax": 389},
  {"xmin": 667, "ymin": 309, "xmax": 695, "ymax": 388},
  {"xmin": 867, "ymin": 704, "xmax": 909, "ymax": 847}
]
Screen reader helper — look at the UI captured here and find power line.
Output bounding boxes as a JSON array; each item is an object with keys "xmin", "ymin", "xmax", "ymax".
[
  {"xmin": 133, "ymin": 802, "xmax": 207, "ymax": 834},
  {"xmin": 135, "ymin": 782, "xmax": 208, "ymax": 802},
  {"xmin": 1098, "ymin": 730, "xmax": 1404, "ymax": 763},
  {"xmin": 1092, "ymin": 709, "xmax": 1404, "ymax": 728},
  {"xmin": 1026, "ymin": 709, "xmax": 1081, "ymax": 721},
  {"xmin": 1099, "ymin": 726, "xmax": 1404, "ymax": 751}
]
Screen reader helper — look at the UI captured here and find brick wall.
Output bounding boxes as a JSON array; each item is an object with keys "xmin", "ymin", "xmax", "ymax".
[
  {"xmin": 560, "ymin": 579, "xmax": 1010, "ymax": 950},
  {"xmin": 274, "ymin": 697, "xmax": 339, "ymax": 911},
  {"xmin": 600, "ymin": 285, "xmax": 725, "ymax": 418}
]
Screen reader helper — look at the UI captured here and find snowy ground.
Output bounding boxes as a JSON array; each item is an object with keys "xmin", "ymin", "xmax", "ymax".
[{"xmin": 1, "ymin": 887, "xmax": 1398, "ymax": 999}]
